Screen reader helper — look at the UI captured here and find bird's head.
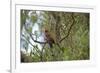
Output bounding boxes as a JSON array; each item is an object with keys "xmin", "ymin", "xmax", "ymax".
[{"xmin": 45, "ymin": 29, "xmax": 49, "ymax": 33}]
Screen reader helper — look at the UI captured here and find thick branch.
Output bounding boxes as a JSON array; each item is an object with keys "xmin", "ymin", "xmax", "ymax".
[
  {"xmin": 59, "ymin": 13, "xmax": 75, "ymax": 42},
  {"xmin": 30, "ymin": 34, "xmax": 47, "ymax": 44}
]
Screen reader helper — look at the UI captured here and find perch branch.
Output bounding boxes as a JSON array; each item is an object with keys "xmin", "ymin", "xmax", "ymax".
[
  {"xmin": 24, "ymin": 25, "xmax": 47, "ymax": 44},
  {"xmin": 22, "ymin": 34, "xmax": 42, "ymax": 55},
  {"xmin": 30, "ymin": 34, "xmax": 47, "ymax": 44}
]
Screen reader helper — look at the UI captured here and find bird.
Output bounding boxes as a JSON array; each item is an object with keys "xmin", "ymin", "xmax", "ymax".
[{"xmin": 44, "ymin": 29, "xmax": 55, "ymax": 48}]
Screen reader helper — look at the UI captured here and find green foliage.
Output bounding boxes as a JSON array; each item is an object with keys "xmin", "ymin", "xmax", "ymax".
[
  {"xmin": 20, "ymin": 10, "xmax": 90, "ymax": 62},
  {"xmin": 20, "ymin": 10, "xmax": 30, "ymax": 30},
  {"xmin": 31, "ymin": 15, "xmax": 37, "ymax": 23}
]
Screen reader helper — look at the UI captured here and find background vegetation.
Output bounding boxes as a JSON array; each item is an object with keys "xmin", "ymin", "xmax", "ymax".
[{"xmin": 20, "ymin": 10, "xmax": 90, "ymax": 62}]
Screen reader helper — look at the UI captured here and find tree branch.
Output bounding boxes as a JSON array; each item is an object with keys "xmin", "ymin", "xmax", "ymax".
[
  {"xmin": 24, "ymin": 25, "xmax": 47, "ymax": 44},
  {"xmin": 59, "ymin": 13, "xmax": 75, "ymax": 42},
  {"xmin": 22, "ymin": 34, "xmax": 43, "ymax": 56},
  {"xmin": 21, "ymin": 34, "xmax": 36, "ymax": 48},
  {"xmin": 30, "ymin": 34, "xmax": 47, "ymax": 44}
]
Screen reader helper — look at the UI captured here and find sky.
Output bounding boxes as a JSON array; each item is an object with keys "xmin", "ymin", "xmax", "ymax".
[{"xmin": 21, "ymin": 11, "xmax": 45, "ymax": 54}]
